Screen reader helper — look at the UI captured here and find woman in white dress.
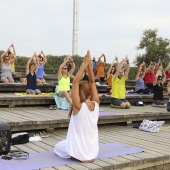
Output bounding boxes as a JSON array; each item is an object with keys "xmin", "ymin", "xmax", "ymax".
[{"xmin": 54, "ymin": 50, "xmax": 100, "ymax": 163}]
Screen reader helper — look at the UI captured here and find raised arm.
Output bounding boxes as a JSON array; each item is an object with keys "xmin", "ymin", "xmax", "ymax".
[
  {"xmin": 135, "ymin": 61, "xmax": 145, "ymax": 80},
  {"xmin": 9, "ymin": 43, "xmax": 16, "ymax": 64},
  {"xmin": 161, "ymin": 68, "xmax": 166, "ymax": 85},
  {"xmin": 58, "ymin": 56, "xmax": 70, "ymax": 80},
  {"xmin": 68, "ymin": 57, "xmax": 75, "ymax": 76},
  {"xmin": 26, "ymin": 53, "xmax": 37, "ymax": 75},
  {"xmin": 153, "ymin": 69, "xmax": 161, "ymax": 86},
  {"xmin": 107, "ymin": 56, "xmax": 118, "ymax": 77},
  {"xmin": 113, "ymin": 59, "xmax": 126, "ymax": 79},
  {"xmin": 41, "ymin": 50, "xmax": 47, "ymax": 65},
  {"xmin": 87, "ymin": 52, "xmax": 100, "ymax": 104},
  {"xmin": 146, "ymin": 61, "xmax": 153, "ymax": 73},
  {"xmin": 102, "ymin": 53, "xmax": 106, "ymax": 65},
  {"xmin": 124, "ymin": 56, "xmax": 130, "ymax": 79},
  {"xmin": 0, "ymin": 51, "xmax": 8, "ymax": 65},
  {"xmin": 71, "ymin": 51, "xmax": 91, "ymax": 114}
]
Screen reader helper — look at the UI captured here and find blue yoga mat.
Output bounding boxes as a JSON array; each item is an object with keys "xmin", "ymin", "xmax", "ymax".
[{"xmin": 0, "ymin": 142, "xmax": 144, "ymax": 170}]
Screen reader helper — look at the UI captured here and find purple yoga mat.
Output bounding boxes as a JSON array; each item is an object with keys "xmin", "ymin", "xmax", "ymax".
[
  {"xmin": 99, "ymin": 112, "xmax": 116, "ymax": 117},
  {"xmin": 0, "ymin": 142, "xmax": 144, "ymax": 170}
]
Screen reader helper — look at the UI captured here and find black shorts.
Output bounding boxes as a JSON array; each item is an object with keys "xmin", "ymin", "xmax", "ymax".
[
  {"xmin": 111, "ymin": 98, "xmax": 128, "ymax": 106},
  {"xmin": 99, "ymin": 77, "xmax": 105, "ymax": 82}
]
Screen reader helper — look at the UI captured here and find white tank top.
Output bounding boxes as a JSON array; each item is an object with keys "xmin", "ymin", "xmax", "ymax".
[{"xmin": 65, "ymin": 102, "xmax": 99, "ymax": 161}]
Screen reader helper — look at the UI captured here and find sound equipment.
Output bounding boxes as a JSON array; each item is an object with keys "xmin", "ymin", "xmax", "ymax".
[{"xmin": 0, "ymin": 123, "xmax": 11, "ymax": 155}]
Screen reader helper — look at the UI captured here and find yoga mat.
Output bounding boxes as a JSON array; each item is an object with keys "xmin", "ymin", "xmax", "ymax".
[
  {"xmin": 0, "ymin": 142, "xmax": 144, "ymax": 170},
  {"xmin": 126, "ymin": 93, "xmax": 153, "ymax": 97},
  {"xmin": 99, "ymin": 112, "xmax": 116, "ymax": 117}
]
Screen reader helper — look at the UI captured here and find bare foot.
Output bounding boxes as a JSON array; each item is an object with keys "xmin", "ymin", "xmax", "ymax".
[{"xmin": 82, "ymin": 159, "xmax": 94, "ymax": 163}]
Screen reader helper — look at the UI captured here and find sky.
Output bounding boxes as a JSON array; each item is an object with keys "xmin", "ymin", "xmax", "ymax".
[{"xmin": 1, "ymin": 0, "xmax": 170, "ymax": 65}]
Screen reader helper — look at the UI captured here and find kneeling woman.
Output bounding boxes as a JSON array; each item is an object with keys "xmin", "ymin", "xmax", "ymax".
[
  {"xmin": 26, "ymin": 53, "xmax": 41, "ymax": 94},
  {"xmin": 54, "ymin": 51, "xmax": 100, "ymax": 163}
]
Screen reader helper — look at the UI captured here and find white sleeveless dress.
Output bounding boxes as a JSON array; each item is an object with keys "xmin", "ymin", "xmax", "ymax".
[{"xmin": 54, "ymin": 101, "xmax": 99, "ymax": 161}]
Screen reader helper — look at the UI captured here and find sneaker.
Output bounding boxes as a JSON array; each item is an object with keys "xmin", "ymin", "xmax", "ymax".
[
  {"xmin": 53, "ymin": 105, "xmax": 57, "ymax": 110},
  {"xmin": 49, "ymin": 105, "xmax": 53, "ymax": 110}
]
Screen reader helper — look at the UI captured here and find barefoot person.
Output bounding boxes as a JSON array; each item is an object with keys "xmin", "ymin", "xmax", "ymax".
[
  {"xmin": 106, "ymin": 56, "xmax": 118, "ymax": 93},
  {"xmin": 26, "ymin": 53, "xmax": 41, "ymax": 94},
  {"xmin": 54, "ymin": 50, "xmax": 100, "ymax": 163},
  {"xmin": 110, "ymin": 56, "xmax": 131, "ymax": 109},
  {"xmin": 135, "ymin": 61, "xmax": 150, "ymax": 94},
  {"xmin": 36, "ymin": 50, "xmax": 47, "ymax": 84},
  {"xmin": 152, "ymin": 67, "xmax": 167, "ymax": 107},
  {"xmin": 0, "ymin": 43, "xmax": 16, "ymax": 83}
]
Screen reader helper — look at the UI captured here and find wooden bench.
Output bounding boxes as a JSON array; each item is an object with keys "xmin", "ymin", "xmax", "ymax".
[{"xmin": 0, "ymin": 92, "xmax": 168, "ymax": 108}]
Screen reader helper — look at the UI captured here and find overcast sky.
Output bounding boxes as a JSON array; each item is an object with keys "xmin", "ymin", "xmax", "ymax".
[{"xmin": 1, "ymin": 0, "xmax": 170, "ymax": 65}]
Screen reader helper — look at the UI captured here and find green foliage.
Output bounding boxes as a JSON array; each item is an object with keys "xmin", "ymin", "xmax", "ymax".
[
  {"xmin": 134, "ymin": 29, "xmax": 170, "ymax": 68},
  {"xmin": 128, "ymin": 67, "xmax": 137, "ymax": 80},
  {"xmin": 14, "ymin": 54, "xmax": 84, "ymax": 74}
]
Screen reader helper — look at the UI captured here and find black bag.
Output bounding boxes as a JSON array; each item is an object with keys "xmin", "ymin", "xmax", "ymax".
[{"xmin": 11, "ymin": 132, "xmax": 29, "ymax": 145}]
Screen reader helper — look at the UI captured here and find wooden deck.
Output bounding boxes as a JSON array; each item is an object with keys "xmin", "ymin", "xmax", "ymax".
[
  {"xmin": 1, "ymin": 106, "xmax": 170, "ymax": 169},
  {"xmin": 0, "ymin": 105, "xmax": 169, "ymax": 132},
  {"xmin": 8, "ymin": 123, "xmax": 170, "ymax": 170}
]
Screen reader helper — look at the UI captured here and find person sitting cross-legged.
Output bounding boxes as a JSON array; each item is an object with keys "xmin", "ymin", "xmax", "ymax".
[
  {"xmin": 56, "ymin": 55, "xmax": 75, "ymax": 105},
  {"xmin": 36, "ymin": 50, "xmax": 47, "ymax": 84},
  {"xmin": 54, "ymin": 50, "xmax": 100, "ymax": 163},
  {"xmin": 110, "ymin": 56, "xmax": 131, "ymax": 109},
  {"xmin": 26, "ymin": 53, "xmax": 41, "ymax": 94},
  {"xmin": 135, "ymin": 61, "xmax": 150, "ymax": 94},
  {"xmin": 105, "ymin": 56, "xmax": 118, "ymax": 94},
  {"xmin": 0, "ymin": 43, "xmax": 16, "ymax": 83},
  {"xmin": 152, "ymin": 68, "xmax": 167, "ymax": 107}
]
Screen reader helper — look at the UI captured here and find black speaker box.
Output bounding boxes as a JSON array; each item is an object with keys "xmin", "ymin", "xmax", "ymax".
[{"xmin": 0, "ymin": 123, "xmax": 11, "ymax": 155}]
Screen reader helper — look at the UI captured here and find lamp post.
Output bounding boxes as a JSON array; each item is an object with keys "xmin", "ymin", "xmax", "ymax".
[{"xmin": 72, "ymin": 0, "xmax": 78, "ymax": 56}]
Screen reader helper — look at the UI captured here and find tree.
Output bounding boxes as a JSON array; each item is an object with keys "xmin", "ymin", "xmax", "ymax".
[{"xmin": 134, "ymin": 29, "xmax": 170, "ymax": 68}]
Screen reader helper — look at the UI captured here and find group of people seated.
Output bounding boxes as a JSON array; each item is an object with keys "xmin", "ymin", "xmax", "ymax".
[
  {"xmin": 1, "ymin": 44, "xmax": 170, "ymax": 110},
  {"xmin": 135, "ymin": 60, "xmax": 169, "ymax": 108},
  {"xmin": 0, "ymin": 44, "xmax": 47, "ymax": 94}
]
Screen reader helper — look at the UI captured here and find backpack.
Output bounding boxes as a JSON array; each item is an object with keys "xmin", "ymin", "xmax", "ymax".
[{"xmin": 11, "ymin": 132, "xmax": 29, "ymax": 145}]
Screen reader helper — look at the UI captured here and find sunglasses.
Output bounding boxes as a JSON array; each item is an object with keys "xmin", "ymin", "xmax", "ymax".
[
  {"xmin": 5, "ymin": 58, "xmax": 9, "ymax": 60},
  {"xmin": 62, "ymin": 68, "xmax": 68, "ymax": 70}
]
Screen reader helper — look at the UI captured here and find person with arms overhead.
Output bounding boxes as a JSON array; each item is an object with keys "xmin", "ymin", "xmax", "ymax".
[
  {"xmin": 96, "ymin": 53, "xmax": 106, "ymax": 84},
  {"xmin": 152, "ymin": 67, "xmax": 167, "ymax": 107},
  {"xmin": 110, "ymin": 56, "xmax": 131, "ymax": 109},
  {"xmin": 36, "ymin": 50, "xmax": 47, "ymax": 84},
  {"xmin": 0, "ymin": 43, "xmax": 16, "ymax": 83},
  {"xmin": 26, "ymin": 52, "xmax": 41, "ymax": 94},
  {"xmin": 54, "ymin": 50, "xmax": 100, "ymax": 163},
  {"xmin": 135, "ymin": 61, "xmax": 149, "ymax": 94},
  {"xmin": 106, "ymin": 56, "xmax": 118, "ymax": 93},
  {"xmin": 56, "ymin": 55, "xmax": 75, "ymax": 105}
]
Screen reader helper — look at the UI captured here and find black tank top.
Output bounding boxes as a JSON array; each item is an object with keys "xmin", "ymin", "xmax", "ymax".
[{"xmin": 26, "ymin": 72, "xmax": 37, "ymax": 90}]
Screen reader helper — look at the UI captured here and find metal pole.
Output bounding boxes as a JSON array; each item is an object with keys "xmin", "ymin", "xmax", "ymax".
[{"xmin": 72, "ymin": 0, "xmax": 78, "ymax": 56}]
